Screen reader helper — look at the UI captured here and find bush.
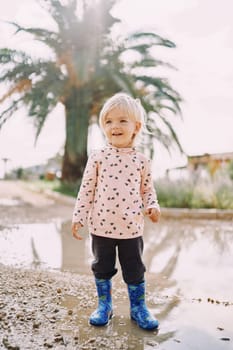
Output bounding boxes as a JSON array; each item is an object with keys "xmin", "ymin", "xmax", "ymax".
[
  {"xmin": 190, "ymin": 186, "xmax": 216, "ymax": 209},
  {"xmin": 53, "ymin": 180, "xmax": 81, "ymax": 197},
  {"xmin": 156, "ymin": 174, "xmax": 233, "ymax": 209},
  {"xmin": 214, "ymin": 179, "xmax": 233, "ymax": 209},
  {"xmin": 156, "ymin": 179, "xmax": 194, "ymax": 208},
  {"xmin": 227, "ymin": 160, "xmax": 233, "ymax": 181}
]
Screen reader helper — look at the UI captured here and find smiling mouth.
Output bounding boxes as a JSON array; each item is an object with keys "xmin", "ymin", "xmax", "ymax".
[{"xmin": 112, "ymin": 133, "xmax": 123, "ymax": 136}]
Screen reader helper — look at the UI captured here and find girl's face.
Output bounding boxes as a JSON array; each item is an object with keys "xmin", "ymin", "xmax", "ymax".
[{"xmin": 102, "ymin": 107, "xmax": 141, "ymax": 148}]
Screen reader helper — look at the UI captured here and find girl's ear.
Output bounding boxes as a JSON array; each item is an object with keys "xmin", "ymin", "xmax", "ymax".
[{"xmin": 135, "ymin": 121, "xmax": 142, "ymax": 133}]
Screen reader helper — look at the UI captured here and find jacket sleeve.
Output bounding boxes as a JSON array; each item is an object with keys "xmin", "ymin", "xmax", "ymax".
[
  {"xmin": 140, "ymin": 158, "xmax": 160, "ymax": 210},
  {"xmin": 72, "ymin": 151, "xmax": 98, "ymax": 225}
]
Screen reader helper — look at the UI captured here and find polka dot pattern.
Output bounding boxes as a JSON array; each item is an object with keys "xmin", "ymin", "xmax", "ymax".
[{"xmin": 72, "ymin": 145, "xmax": 159, "ymax": 239}]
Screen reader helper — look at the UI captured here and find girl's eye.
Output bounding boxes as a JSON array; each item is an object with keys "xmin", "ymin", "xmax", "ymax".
[
  {"xmin": 120, "ymin": 119, "xmax": 128, "ymax": 123},
  {"xmin": 105, "ymin": 120, "xmax": 112, "ymax": 124}
]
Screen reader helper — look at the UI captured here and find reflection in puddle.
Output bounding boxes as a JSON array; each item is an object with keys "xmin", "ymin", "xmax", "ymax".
[
  {"xmin": 144, "ymin": 219, "xmax": 233, "ymax": 300},
  {"xmin": 0, "ymin": 221, "xmax": 92, "ymax": 273},
  {"xmin": 0, "ymin": 223, "xmax": 63, "ymax": 269}
]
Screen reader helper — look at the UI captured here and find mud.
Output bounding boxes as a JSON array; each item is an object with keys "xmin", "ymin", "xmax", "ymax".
[{"xmin": 0, "ymin": 180, "xmax": 233, "ymax": 349}]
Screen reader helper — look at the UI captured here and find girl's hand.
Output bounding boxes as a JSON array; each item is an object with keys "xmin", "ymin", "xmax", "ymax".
[
  {"xmin": 71, "ymin": 222, "xmax": 83, "ymax": 240},
  {"xmin": 145, "ymin": 207, "xmax": 161, "ymax": 223}
]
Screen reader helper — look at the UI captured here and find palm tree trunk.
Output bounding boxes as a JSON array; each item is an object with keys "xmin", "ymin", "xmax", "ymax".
[{"xmin": 62, "ymin": 87, "xmax": 90, "ymax": 182}]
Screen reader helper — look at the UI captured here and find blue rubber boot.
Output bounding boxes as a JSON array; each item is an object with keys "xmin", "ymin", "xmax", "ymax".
[
  {"xmin": 89, "ymin": 279, "xmax": 113, "ymax": 326},
  {"xmin": 127, "ymin": 281, "xmax": 159, "ymax": 330}
]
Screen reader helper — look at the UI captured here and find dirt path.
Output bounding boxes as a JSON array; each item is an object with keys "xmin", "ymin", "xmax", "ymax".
[{"xmin": 0, "ymin": 180, "xmax": 74, "ymax": 225}]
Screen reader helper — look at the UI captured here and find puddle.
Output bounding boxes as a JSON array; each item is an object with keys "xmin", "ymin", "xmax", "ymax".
[
  {"xmin": 144, "ymin": 220, "xmax": 233, "ymax": 301},
  {"xmin": 0, "ymin": 198, "xmax": 22, "ymax": 206},
  {"xmin": 0, "ymin": 219, "xmax": 233, "ymax": 297},
  {"xmin": 0, "ymin": 218, "xmax": 233, "ymax": 349},
  {"xmin": 0, "ymin": 222, "xmax": 63, "ymax": 269},
  {"xmin": 0, "ymin": 221, "xmax": 92, "ymax": 273}
]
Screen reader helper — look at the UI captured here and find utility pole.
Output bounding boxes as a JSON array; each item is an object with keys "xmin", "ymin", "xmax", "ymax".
[{"xmin": 1, "ymin": 157, "xmax": 10, "ymax": 179}]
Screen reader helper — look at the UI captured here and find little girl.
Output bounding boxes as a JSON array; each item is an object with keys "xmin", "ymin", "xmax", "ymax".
[{"xmin": 72, "ymin": 93, "xmax": 161, "ymax": 330}]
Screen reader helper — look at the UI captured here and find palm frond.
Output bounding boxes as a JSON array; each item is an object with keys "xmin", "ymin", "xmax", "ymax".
[
  {"xmin": 128, "ymin": 32, "xmax": 176, "ymax": 48},
  {"xmin": 134, "ymin": 74, "xmax": 169, "ymax": 89},
  {"xmin": 23, "ymin": 70, "xmax": 65, "ymax": 140},
  {"xmin": 156, "ymin": 114, "xmax": 183, "ymax": 152},
  {"xmin": 148, "ymin": 128, "xmax": 173, "ymax": 151},
  {"xmin": 134, "ymin": 75, "xmax": 182, "ymax": 112},
  {"xmin": 7, "ymin": 22, "xmax": 62, "ymax": 54},
  {"xmin": 109, "ymin": 72, "xmax": 135, "ymax": 96},
  {"xmin": 0, "ymin": 63, "xmax": 35, "ymax": 83},
  {"xmin": 130, "ymin": 57, "xmax": 176, "ymax": 70},
  {"xmin": 0, "ymin": 98, "xmax": 23, "ymax": 129},
  {"xmin": 0, "ymin": 48, "xmax": 31, "ymax": 65},
  {"xmin": 0, "ymin": 79, "xmax": 32, "ymax": 103}
]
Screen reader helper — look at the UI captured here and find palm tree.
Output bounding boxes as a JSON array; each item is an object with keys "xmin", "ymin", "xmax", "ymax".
[{"xmin": 0, "ymin": 0, "xmax": 182, "ymax": 182}]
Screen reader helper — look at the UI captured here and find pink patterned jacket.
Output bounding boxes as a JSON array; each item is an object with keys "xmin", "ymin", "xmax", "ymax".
[{"xmin": 72, "ymin": 145, "xmax": 159, "ymax": 239}]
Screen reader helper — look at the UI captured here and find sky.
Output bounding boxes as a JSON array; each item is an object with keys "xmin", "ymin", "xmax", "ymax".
[{"xmin": 0, "ymin": 0, "xmax": 233, "ymax": 177}]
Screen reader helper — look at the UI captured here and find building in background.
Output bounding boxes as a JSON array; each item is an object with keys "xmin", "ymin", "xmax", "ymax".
[{"xmin": 166, "ymin": 152, "xmax": 233, "ymax": 180}]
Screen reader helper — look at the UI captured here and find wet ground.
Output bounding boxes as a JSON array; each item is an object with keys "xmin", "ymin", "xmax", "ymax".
[{"xmin": 0, "ymin": 180, "xmax": 233, "ymax": 349}]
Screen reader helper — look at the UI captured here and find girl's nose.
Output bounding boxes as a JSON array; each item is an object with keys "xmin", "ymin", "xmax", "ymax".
[{"xmin": 112, "ymin": 123, "xmax": 120, "ymax": 129}]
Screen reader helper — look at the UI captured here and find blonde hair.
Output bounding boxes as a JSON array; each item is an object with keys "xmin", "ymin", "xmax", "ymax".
[{"xmin": 99, "ymin": 92, "xmax": 146, "ymax": 145}]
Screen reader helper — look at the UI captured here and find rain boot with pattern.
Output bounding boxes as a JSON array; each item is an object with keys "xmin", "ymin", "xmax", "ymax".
[
  {"xmin": 89, "ymin": 278, "xmax": 113, "ymax": 326},
  {"xmin": 127, "ymin": 281, "xmax": 159, "ymax": 330}
]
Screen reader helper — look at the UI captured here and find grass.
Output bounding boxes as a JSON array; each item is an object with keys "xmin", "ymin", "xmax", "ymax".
[{"xmin": 24, "ymin": 179, "xmax": 80, "ymax": 198}]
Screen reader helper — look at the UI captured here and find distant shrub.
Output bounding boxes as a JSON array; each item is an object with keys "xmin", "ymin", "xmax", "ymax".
[
  {"xmin": 190, "ymin": 185, "xmax": 216, "ymax": 209},
  {"xmin": 156, "ymin": 173, "xmax": 233, "ymax": 209},
  {"xmin": 156, "ymin": 179, "xmax": 194, "ymax": 208},
  {"xmin": 214, "ymin": 179, "xmax": 233, "ymax": 209},
  {"xmin": 227, "ymin": 160, "xmax": 233, "ymax": 181},
  {"xmin": 53, "ymin": 180, "xmax": 80, "ymax": 197}
]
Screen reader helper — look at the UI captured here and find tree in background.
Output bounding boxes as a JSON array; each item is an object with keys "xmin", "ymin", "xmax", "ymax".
[{"xmin": 0, "ymin": 0, "xmax": 182, "ymax": 182}]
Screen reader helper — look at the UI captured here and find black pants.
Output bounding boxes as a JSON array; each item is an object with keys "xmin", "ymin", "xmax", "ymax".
[{"xmin": 91, "ymin": 234, "xmax": 146, "ymax": 284}]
